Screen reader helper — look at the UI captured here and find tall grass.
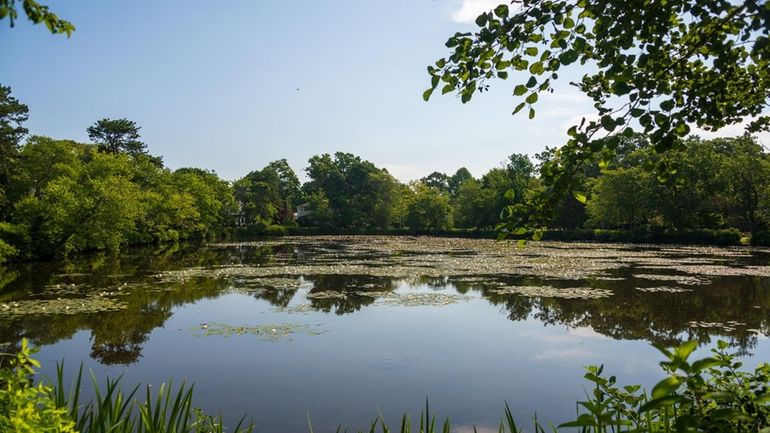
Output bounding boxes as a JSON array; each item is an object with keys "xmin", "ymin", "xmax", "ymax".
[
  {"xmin": 308, "ymin": 401, "xmax": 533, "ymax": 433},
  {"xmin": 48, "ymin": 361, "xmax": 254, "ymax": 433}
]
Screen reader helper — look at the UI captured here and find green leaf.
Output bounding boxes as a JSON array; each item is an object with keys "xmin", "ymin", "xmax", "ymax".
[
  {"xmin": 702, "ymin": 392, "xmax": 736, "ymax": 402},
  {"xmin": 441, "ymin": 84, "xmax": 455, "ymax": 95},
  {"xmin": 638, "ymin": 395, "xmax": 683, "ymax": 413},
  {"xmin": 558, "ymin": 50, "xmax": 579, "ymax": 65},
  {"xmin": 514, "ymin": 85, "xmax": 528, "ymax": 96},
  {"xmin": 660, "ymin": 99, "xmax": 675, "ymax": 111},
  {"xmin": 691, "ymin": 357, "xmax": 721, "ymax": 372},
  {"xmin": 673, "ymin": 340, "xmax": 698, "ymax": 361},
  {"xmin": 651, "ymin": 376, "xmax": 682, "ymax": 399},
  {"xmin": 475, "ymin": 13, "xmax": 488, "ymax": 27},
  {"xmin": 526, "ymin": 76, "xmax": 537, "ymax": 88},
  {"xmin": 525, "ymin": 92, "xmax": 538, "ymax": 104},
  {"xmin": 572, "ymin": 191, "xmax": 587, "ymax": 204},
  {"xmin": 512, "ymin": 102, "xmax": 526, "ymax": 115},
  {"xmin": 528, "ymin": 107, "xmax": 535, "ymax": 119},
  {"xmin": 422, "ymin": 88, "xmax": 433, "ymax": 102},
  {"xmin": 524, "ymin": 46, "xmax": 538, "ymax": 56},
  {"xmin": 529, "ymin": 62, "xmax": 544, "ymax": 74},
  {"xmin": 600, "ymin": 115, "xmax": 616, "ymax": 132},
  {"xmin": 674, "ymin": 123, "xmax": 690, "ymax": 137},
  {"xmin": 494, "ymin": 4, "xmax": 509, "ymax": 18}
]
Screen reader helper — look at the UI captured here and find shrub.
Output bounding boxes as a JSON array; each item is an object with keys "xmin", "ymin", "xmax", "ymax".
[
  {"xmin": 563, "ymin": 340, "xmax": 770, "ymax": 433},
  {"xmin": 0, "ymin": 340, "xmax": 75, "ymax": 433}
]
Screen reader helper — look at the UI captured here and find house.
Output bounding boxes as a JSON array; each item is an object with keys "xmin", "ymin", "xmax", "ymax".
[{"xmin": 295, "ymin": 202, "xmax": 313, "ymax": 219}]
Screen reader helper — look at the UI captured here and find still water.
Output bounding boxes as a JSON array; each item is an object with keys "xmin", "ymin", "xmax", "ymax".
[{"xmin": 1, "ymin": 236, "xmax": 770, "ymax": 432}]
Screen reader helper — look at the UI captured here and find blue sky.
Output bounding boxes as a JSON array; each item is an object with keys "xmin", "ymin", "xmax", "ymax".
[{"xmin": 2, "ymin": 0, "xmax": 751, "ymax": 182}]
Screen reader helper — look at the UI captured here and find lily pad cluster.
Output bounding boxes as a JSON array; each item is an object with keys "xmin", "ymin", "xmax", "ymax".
[
  {"xmin": 192, "ymin": 322, "xmax": 325, "ymax": 341},
  {"xmin": 489, "ymin": 286, "xmax": 613, "ymax": 299}
]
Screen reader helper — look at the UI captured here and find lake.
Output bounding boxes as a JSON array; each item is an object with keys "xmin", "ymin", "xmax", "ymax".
[{"xmin": 1, "ymin": 236, "xmax": 769, "ymax": 432}]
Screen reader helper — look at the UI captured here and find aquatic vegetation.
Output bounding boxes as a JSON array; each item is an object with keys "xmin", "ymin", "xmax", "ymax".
[
  {"xmin": 192, "ymin": 322, "xmax": 325, "ymax": 340},
  {"xmin": 306, "ymin": 290, "xmax": 348, "ymax": 300},
  {"xmin": 688, "ymin": 320, "xmax": 748, "ymax": 332},
  {"xmin": 632, "ymin": 273, "xmax": 710, "ymax": 285},
  {"xmin": 0, "ymin": 295, "xmax": 128, "ymax": 317},
  {"xmin": 489, "ymin": 286, "xmax": 614, "ymax": 299},
  {"xmin": 635, "ymin": 287, "xmax": 694, "ymax": 293},
  {"xmin": 363, "ymin": 291, "xmax": 470, "ymax": 307},
  {"xmin": 3, "ymin": 236, "xmax": 770, "ymax": 369}
]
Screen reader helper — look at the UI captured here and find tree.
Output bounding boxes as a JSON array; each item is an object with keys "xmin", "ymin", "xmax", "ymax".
[
  {"xmin": 87, "ymin": 118, "xmax": 148, "ymax": 157},
  {"xmin": 304, "ymin": 152, "xmax": 384, "ymax": 227},
  {"xmin": 586, "ymin": 167, "xmax": 655, "ymax": 229},
  {"xmin": 368, "ymin": 169, "xmax": 406, "ymax": 228},
  {"xmin": 172, "ymin": 168, "xmax": 236, "ymax": 232},
  {"xmin": 505, "ymin": 153, "xmax": 534, "ymax": 202},
  {"xmin": 426, "ymin": 0, "xmax": 770, "ymax": 233},
  {"xmin": 264, "ymin": 159, "xmax": 301, "ymax": 223},
  {"xmin": 234, "ymin": 169, "xmax": 282, "ymax": 226},
  {"xmin": 0, "ymin": 0, "xmax": 74, "ymax": 36},
  {"xmin": 453, "ymin": 178, "xmax": 485, "ymax": 228},
  {"xmin": 420, "ymin": 171, "xmax": 450, "ymax": 193},
  {"xmin": 406, "ymin": 183, "xmax": 453, "ymax": 231},
  {"xmin": 717, "ymin": 136, "xmax": 770, "ymax": 232},
  {"xmin": 0, "ymin": 84, "xmax": 29, "ymax": 215},
  {"xmin": 448, "ymin": 167, "xmax": 474, "ymax": 197}
]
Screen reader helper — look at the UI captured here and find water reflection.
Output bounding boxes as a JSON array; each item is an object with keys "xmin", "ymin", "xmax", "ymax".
[{"xmin": 1, "ymin": 238, "xmax": 769, "ymax": 365}]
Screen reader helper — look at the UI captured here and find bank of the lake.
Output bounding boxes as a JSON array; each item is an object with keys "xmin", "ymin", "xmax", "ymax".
[{"xmin": 233, "ymin": 226, "xmax": 754, "ymax": 246}]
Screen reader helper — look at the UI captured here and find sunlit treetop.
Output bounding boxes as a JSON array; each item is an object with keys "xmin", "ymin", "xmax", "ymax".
[
  {"xmin": 0, "ymin": 0, "xmax": 74, "ymax": 36},
  {"xmin": 426, "ymin": 0, "xmax": 770, "ymax": 236}
]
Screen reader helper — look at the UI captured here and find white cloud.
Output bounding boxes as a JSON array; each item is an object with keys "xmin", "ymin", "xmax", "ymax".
[
  {"xmin": 690, "ymin": 119, "xmax": 770, "ymax": 148},
  {"xmin": 532, "ymin": 347, "xmax": 593, "ymax": 361},
  {"xmin": 451, "ymin": 0, "xmax": 505, "ymax": 23},
  {"xmin": 568, "ymin": 326, "xmax": 609, "ymax": 340}
]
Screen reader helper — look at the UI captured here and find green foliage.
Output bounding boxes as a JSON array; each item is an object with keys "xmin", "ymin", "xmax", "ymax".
[
  {"xmin": 428, "ymin": 0, "xmax": 770, "ymax": 235},
  {"xmin": 0, "ymin": 84, "xmax": 29, "ymax": 217},
  {"xmin": 0, "ymin": 339, "xmax": 75, "ymax": 432},
  {"xmin": 584, "ymin": 136, "xmax": 770, "ymax": 233},
  {"xmin": 406, "ymin": 183, "xmax": 453, "ymax": 231},
  {"xmin": 0, "ymin": 222, "xmax": 19, "ymax": 262},
  {"xmin": 303, "ymin": 152, "xmax": 404, "ymax": 228},
  {"xmin": 563, "ymin": 340, "xmax": 770, "ymax": 433},
  {"xmin": 0, "ymin": 0, "xmax": 74, "ymax": 36},
  {"xmin": 87, "ymin": 118, "xmax": 148, "ymax": 157},
  {"xmin": 586, "ymin": 167, "xmax": 655, "ymax": 229},
  {"xmin": 233, "ymin": 159, "xmax": 301, "ymax": 228},
  {"xmin": 1, "ymin": 133, "xmax": 235, "ymax": 261}
]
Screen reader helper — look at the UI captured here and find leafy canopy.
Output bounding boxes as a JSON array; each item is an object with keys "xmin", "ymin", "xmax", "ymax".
[
  {"xmin": 426, "ymin": 0, "xmax": 770, "ymax": 232},
  {"xmin": 0, "ymin": 0, "xmax": 74, "ymax": 36}
]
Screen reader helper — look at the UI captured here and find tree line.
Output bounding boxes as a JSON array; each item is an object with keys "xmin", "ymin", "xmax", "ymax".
[{"xmin": 2, "ymin": 84, "xmax": 770, "ymax": 263}]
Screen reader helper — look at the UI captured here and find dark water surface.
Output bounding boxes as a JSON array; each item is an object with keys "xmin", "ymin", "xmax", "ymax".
[{"xmin": 1, "ymin": 236, "xmax": 770, "ymax": 432}]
